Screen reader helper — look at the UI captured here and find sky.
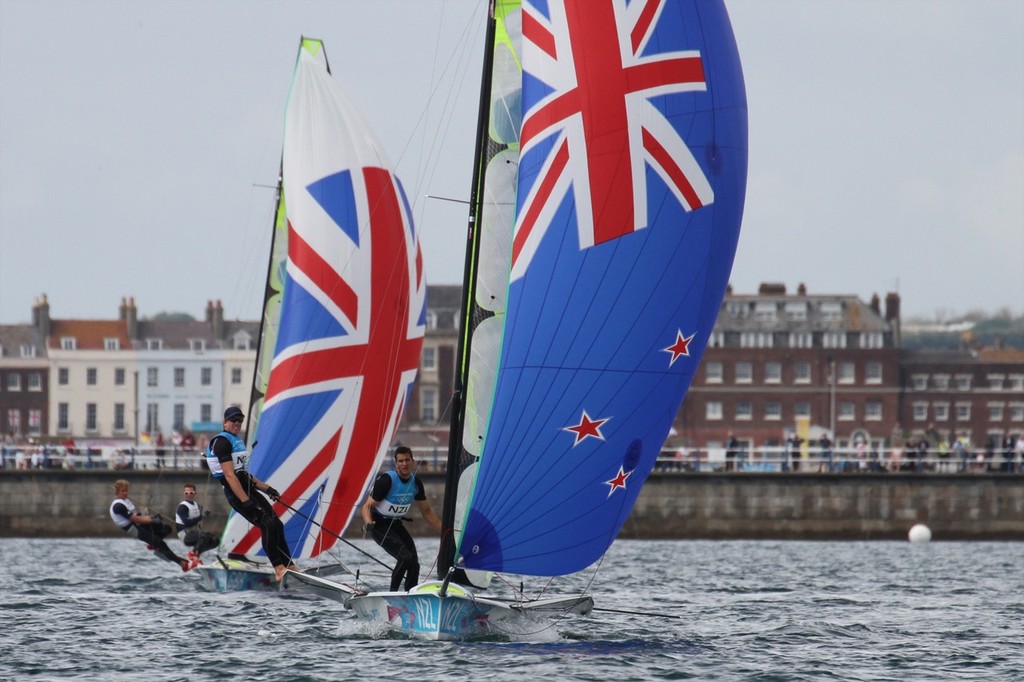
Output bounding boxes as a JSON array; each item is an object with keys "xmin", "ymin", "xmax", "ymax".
[{"xmin": 1, "ymin": 0, "xmax": 1022, "ymax": 326}]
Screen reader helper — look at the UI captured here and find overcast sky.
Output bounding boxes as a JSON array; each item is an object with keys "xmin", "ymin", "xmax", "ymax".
[{"xmin": 1, "ymin": 0, "xmax": 1021, "ymax": 325}]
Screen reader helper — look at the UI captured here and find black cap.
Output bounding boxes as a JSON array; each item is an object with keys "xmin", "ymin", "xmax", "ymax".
[{"xmin": 224, "ymin": 406, "xmax": 245, "ymax": 421}]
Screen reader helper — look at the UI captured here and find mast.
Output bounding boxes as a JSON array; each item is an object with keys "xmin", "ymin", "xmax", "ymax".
[{"xmin": 437, "ymin": 1, "xmax": 500, "ymax": 578}]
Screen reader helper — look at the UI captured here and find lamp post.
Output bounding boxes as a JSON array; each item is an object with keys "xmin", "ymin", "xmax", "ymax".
[{"xmin": 828, "ymin": 356, "xmax": 836, "ymax": 440}]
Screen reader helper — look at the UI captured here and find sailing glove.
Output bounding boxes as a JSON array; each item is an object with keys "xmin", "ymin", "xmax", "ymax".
[{"xmin": 266, "ymin": 487, "xmax": 281, "ymax": 502}]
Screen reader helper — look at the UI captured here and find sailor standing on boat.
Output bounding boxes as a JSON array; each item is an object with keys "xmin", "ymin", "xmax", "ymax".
[
  {"xmin": 360, "ymin": 446, "xmax": 442, "ymax": 591},
  {"xmin": 174, "ymin": 483, "xmax": 219, "ymax": 561},
  {"xmin": 109, "ymin": 479, "xmax": 197, "ymax": 572},
  {"xmin": 205, "ymin": 406, "xmax": 297, "ymax": 582}
]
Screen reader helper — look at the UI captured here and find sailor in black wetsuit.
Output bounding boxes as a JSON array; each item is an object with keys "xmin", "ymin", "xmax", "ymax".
[
  {"xmin": 360, "ymin": 446, "xmax": 442, "ymax": 591},
  {"xmin": 109, "ymin": 479, "xmax": 196, "ymax": 572},
  {"xmin": 205, "ymin": 406, "xmax": 296, "ymax": 582},
  {"xmin": 174, "ymin": 483, "xmax": 219, "ymax": 560}
]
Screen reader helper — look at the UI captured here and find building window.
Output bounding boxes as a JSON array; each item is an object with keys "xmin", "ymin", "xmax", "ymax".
[
  {"xmin": 912, "ymin": 375, "xmax": 929, "ymax": 391},
  {"xmin": 765, "ymin": 402, "xmax": 782, "ymax": 420},
  {"xmin": 114, "ymin": 403, "xmax": 126, "ymax": 431},
  {"xmin": 988, "ymin": 403, "xmax": 1004, "ymax": 421},
  {"xmin": 789, "ymin": 332, "xmax": 813, "ymax": 348},
  {"xmin": 201, "ymin": 367, "xmax": 212, "ymax": 386},
  {"xmin": 764, "ymin": 362, "xmax": 781, "ymax": 384},
  {"xmin": 27, "ymin": 373, "xmax": 42, "ymax": 391},
  {"xmin": 58, "ymin": 403, "xmax": 69, "ymax": 431},
  {"xmin": 61, "ymin": 337, "xmax": 76, "ymax": 350},
  {"xmin": 708, "ymin": 332, "xmax": 724, "ymax": 348},
  {"xmin": 741, "ymin": 332, "xmax": 773, "ymax": 348},
  {"xmin": 147, "ymin": 367, "xmax": 158, "ymax": 387},
  {"xmin": 822, "ymin": 332, "xmax": 846, "ymax": 349},
  {"xmin": 422, "ymin": 347, "xmax": 436, "ymax": 371},
  {"xmin": 28, "ymin": 409, "xmax": 42, "ymax": 434},
  {"xmin": 987, "ymin": 374, "xmax": 1005, "ymax": 390},
  {"xmin": 838, "ymin": 362, "xmax": 855, "ymax": 384},
  {"xmin": 706, "ymin": 401, "xmax": 723, "ymax": 420},
  {"xmin": 784, "ymin": 301, "xmax": 808, "ymax": 321},
  {"xmin": 146, "ymin": 403, "xmax": 159, "ymax": 432},
  {"xmin": 955, "ymin": 375, "xmax": 972, "ymax": 391},
  {"xmin": 933, "ymin": 374, "xmax": 950, "ymax": 390},
  {"xmin": 819, "ymin": 301, "xmax": 842, "ymax": 320},
  {"xmin": 174, "ymin": 404, "xmax": 185, "ymax": 431},
  {"xmin": 115, "ymin": 368, "xmax": 126, "ymax": 386},
  {"xmin": 420, "ymin": 387, "xmax": 437, "ymax": 422},
  {"xmin": 859, "ymin": 332, "xmax": 883, "ymax": 349},
  {"xmin": 913, "ymin": 402, "xmax": 928, "ymax": 421},
  {"xmin": 189, "ymin": 338, "xmax": 206, "ymax": 352},
  {"xmin": 58, "ymin": 368, "xmax": 69, "ymax": 385},
  {"xmin": 6, "ymin": 374, "xmax": 20, "ymax": 391},
  {"xmin": 956, "ymin": 403, "xmax": 971, "ymax": 421},
  {"xmin": 735, "ymin": 401, "xmax": 752, "ymax": 420},
  {"xmin": 754, "ymin": 301, "xmax": 777, "ymax": 321},
  {"xmin": 231, "ymin": 368, "xmax": 242, "ymax": 385},
  {"xmin": 7, "ymin": 409, "xmax": 21, "ymax": 434},
  {"xmin": 794, "ymin": 362, "xmax": 811, "ymax": 384},
  {"xmin": 735, "ymin": 362, "xmax": 752, "ymax": 384},
  {"xmin": 146, "ymin": 338, "xmax": 163, "ymax": 350},
  {"xmin": 87, "ymin": 368, "xmax": 97, "ymax": 386},
  {"xmin": 865, "ymin": 401, "xmax": 882, "ymax": 421},
  {"xmin": 1008, "ymin": 375, "xmax": 1024, "ymax": 391},
  {"xmin": 200, "ymin": 404, "xmax": 212, "ymax": 423},
  {"xmin": 934, "ymin": 403, "xmax": 950, "ymax": 421},
  {"xmin": 794, "ymin": 402, "xmax": 811, "ymax": 418},
  {"xmin": 705, "ymin": 362, "xmax": 723, "ymax": 384},
  {"xmin": 104, "ymin": 337, "xmax": 120, "ymax": 351},
  {"xmin": 86, "ymin": 403, "xmax": 97, "ymax": 432},
  {"xmin": 20, "ymin": 344, "xmax": 37, "ymax": 358},
  {"xmin": 1009, "ymin": 404, "xmax": 1024, "ymax": 422},
  {"xmin": 838, "ymin": 401, "xmax": 855, "ymax": 421},
  {"xmin": 425, "ymin": 311, "xmax": 438, "ymax": 330},
  {"xmin": 865, "ymin": 362, "xmax": 882, "ymax": 384},
  {"xmin": 174, "ymin": 367, "xmax": 185, "ymax": 388}
]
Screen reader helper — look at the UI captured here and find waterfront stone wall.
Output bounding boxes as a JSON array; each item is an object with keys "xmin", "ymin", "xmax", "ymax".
[{"xmin": 1, "ymin": 470, "xmax": 1021, "ymax": 540}]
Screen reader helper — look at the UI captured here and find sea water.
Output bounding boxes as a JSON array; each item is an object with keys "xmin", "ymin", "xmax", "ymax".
[{"xmin": 1, "ymin": 538, "xmax": 1021, "ymax": 680}]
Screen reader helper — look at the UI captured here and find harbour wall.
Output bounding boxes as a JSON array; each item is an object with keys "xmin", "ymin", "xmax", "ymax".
[{"xmin": 1, "ymin": 470, "xmax": 1021, "ymax": 540}]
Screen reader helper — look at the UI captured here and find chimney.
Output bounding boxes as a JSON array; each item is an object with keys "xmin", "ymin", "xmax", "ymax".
[
  {"xmin": 869, "ymin": 293, "xmax": 880, "ymax": 315},
  {"xmin": 126, "ymin": 297, "xmax": 138, "ymax": 340},
  {"xmin": 758, "ymin": 282, "xmax": 786, "ymax": 295},
  {"xmin": 213, "ymin": 300, "xmax": 224, "ymax": 340},
  {"xmin": 205, "ymin": 300, "xmax": 215, "ymax": 323},
  {"xmin": 32, "ymin": 294, "xmax": 51, "ymax": 338},
  {"xmin": 119, "ymin": 297, "xmax": 128, "ymax": 321},
  {"xmin": 885, "ymin": 292, "xmax": 901, "ymax": 346},
  {"xmin": 797, "ymin": 282, "xmax": 807, "ymax": 295}
]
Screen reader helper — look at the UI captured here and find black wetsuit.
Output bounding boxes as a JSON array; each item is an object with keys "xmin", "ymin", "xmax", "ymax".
[
  {"xmin": 368, "ymin": 472, "xmax": 427, "ymax": 591},
  {"xmin": 210, "ymin": 435, "xmax": 293, "ymax": 568}
]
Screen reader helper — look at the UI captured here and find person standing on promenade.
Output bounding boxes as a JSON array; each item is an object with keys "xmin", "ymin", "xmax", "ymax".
[
  {"xmin": 109, "ymin": 479, "xmax": 197, "ymax": 572},
  {"xmin": 205, "ymin": 406, "xmax": 296, "ymax": 581},
  {"xmin": 360, "ymin": 446, "xmax": 442, "ymax": 592},
  {"xmin": 175, "ymin": 483, "xmax": 219, "ymax": 560}
]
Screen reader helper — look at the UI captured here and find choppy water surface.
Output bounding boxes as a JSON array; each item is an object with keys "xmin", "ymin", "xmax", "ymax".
[{"xmin": 1, "ymin": 538, "xmax": 1021, "ymax": 680}]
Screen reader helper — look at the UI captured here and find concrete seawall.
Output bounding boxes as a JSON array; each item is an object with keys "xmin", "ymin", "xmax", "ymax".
[{"xmin": 1, "ymin": 471, "xmax": 1021, "ymax": 540}]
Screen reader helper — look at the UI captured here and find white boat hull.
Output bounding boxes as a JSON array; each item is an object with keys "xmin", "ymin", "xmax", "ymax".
[
  {"xmin": 347, "ymin": 581, "xmax": 593, "ymax": 641},
  {"xmin": 194, "ymin": 559, "xmax": 278, "ymax": 593}
]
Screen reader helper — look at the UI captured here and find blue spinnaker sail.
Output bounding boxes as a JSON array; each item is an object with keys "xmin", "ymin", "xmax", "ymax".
[{"xmin": 458, "ymin": 0, "xmax": 747, "ymax": 576}]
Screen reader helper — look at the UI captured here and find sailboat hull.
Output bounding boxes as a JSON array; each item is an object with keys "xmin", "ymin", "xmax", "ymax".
[
  {"xmin": 194, "ymin": 561, "xmax": 278, "ymax": 593},
  {"xmin": 347, "ymin": 581, "xmax": 593, "ymax": 641}
]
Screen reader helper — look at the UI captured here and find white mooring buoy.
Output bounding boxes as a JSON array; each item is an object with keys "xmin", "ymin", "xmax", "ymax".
[{"xmin": 908, "ymin": 523, "xmax": 932, "ymax": 543}]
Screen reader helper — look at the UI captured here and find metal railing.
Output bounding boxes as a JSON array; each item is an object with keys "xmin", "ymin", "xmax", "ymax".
[{"xmin": 1, "ymin": 444, "xmax": 1020, "ymax": 475}]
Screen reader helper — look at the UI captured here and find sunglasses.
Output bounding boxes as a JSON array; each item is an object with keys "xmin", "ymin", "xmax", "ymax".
[{"xmin": 228, "ymin": 417, "xmax": 244, "ymax": 423}]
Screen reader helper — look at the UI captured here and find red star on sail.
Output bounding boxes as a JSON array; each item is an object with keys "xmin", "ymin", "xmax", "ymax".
[
  {"xmin": 662, "ymin": 329, "xmax": 696, "ymax": 367},
  {"xmin": 563, "ymin": 410, "xmax": 609, "ymax": 446},
  {"xmin": 605, "ymin": 465, "xmax": 632, "ymax": 497}
]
